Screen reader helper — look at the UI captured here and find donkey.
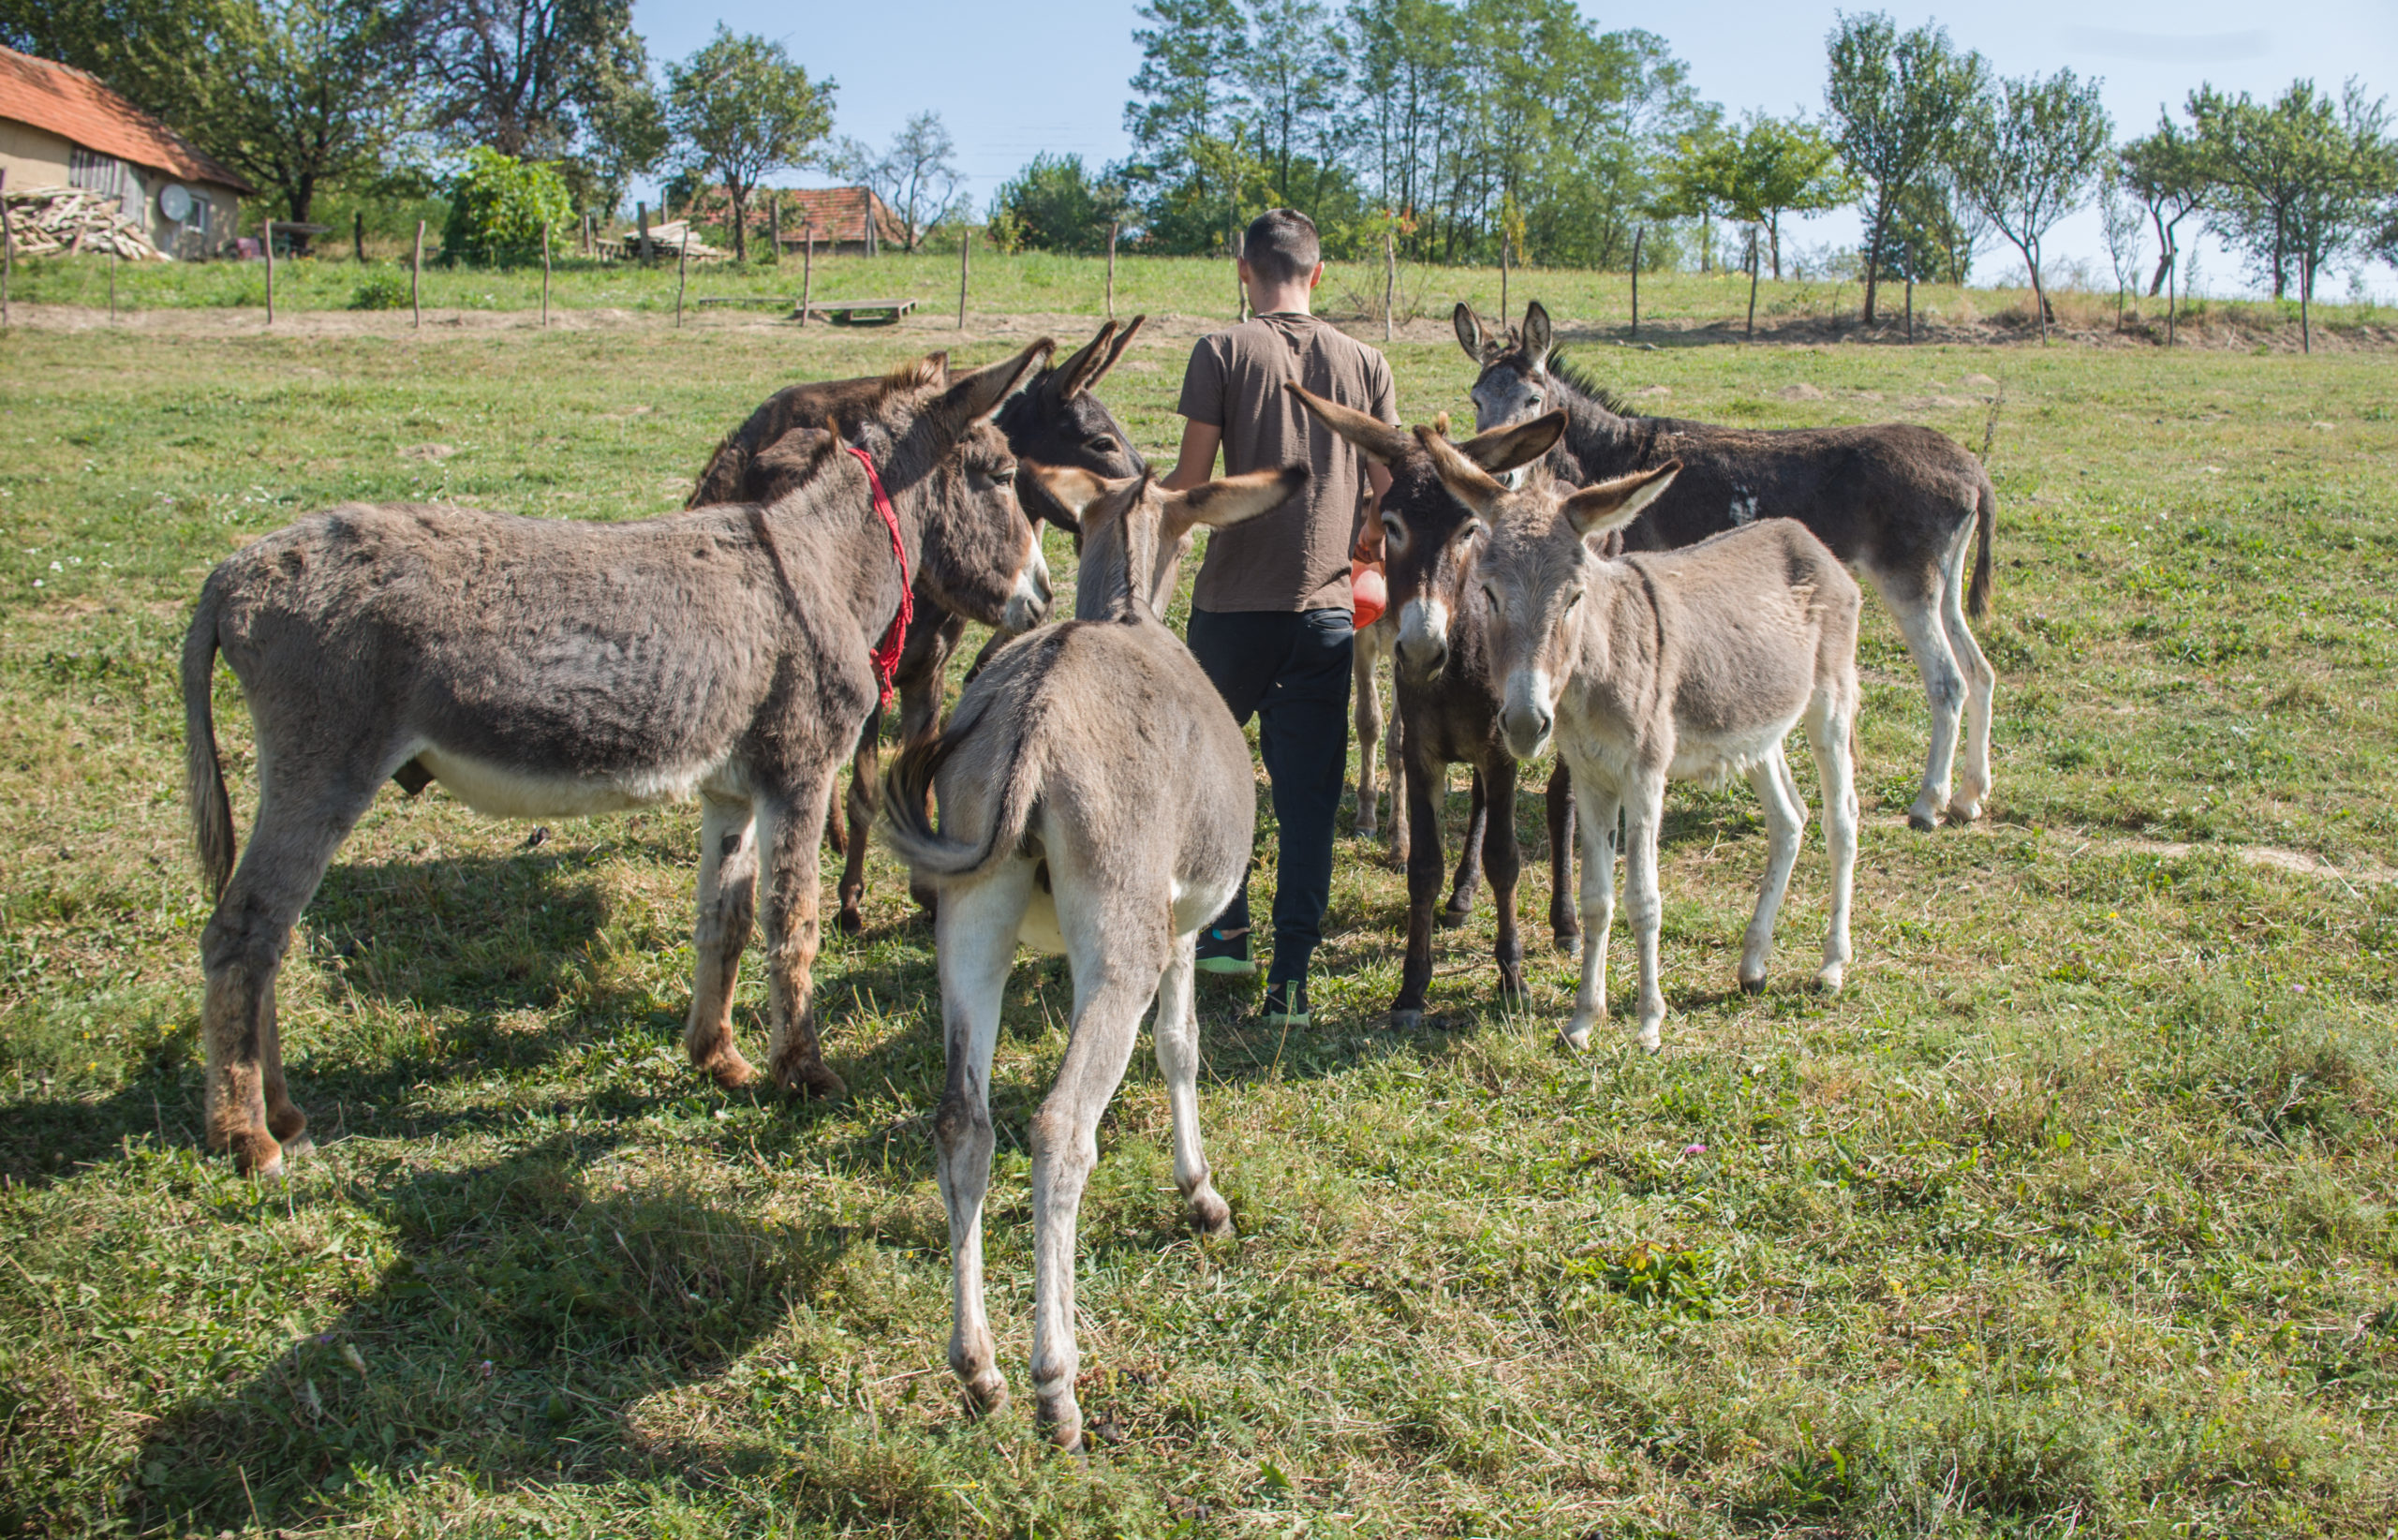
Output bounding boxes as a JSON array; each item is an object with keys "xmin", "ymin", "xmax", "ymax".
[
  {"xmin": 181, "ymin": 342, "xmax": 1057, "ymax": 1176},
  {"xmin": 1458, "ymin": 300, "xmax": 1993, "ymax": 831},
  {"xmin": 1422, "ymin": 435, "xmax": 1863, "ymax": 1054},
  {"xmin": 1291, "ymin": 385, "xmax": 1579, "ymax": 1024},
  {"xmin": 878, "ymin": 460, "xmax": 1307, "ymax": 1452},
  {"xmin": 691, "ymin": 319, "xmax": 1150, "ymax": 933}
]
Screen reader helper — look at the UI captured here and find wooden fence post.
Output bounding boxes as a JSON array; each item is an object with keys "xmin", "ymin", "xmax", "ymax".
[
  {"xmin": 1233, "ymin": 229, "xmax": 1246, "ymax": 322},
  {"xmin": 1905, "ymin": 274, "xmax": 1915, "ymax": 343},
  {"xmin": 769, "ymin": 193, "xmax": 781, "ymax": 263},
  {"xmin": 801, "ymin": 224, "xmax": 813, "ymax": 325},
  {"xmin": 1745, "ymin": 229, "xmax": 1759, "ymax": 340},
  {"xmin": 1499, "ymin": 230, "xmax": 1509, "ymax": 328},
  {"xmin": 353, "ymin": 210, "xmax": 364, "ymax": 262},
  {"xmin": 675, "ymin": 232, "xmax": 688, "ymax": 327},
  {"xmin": 1384, "ymin": 227, "xmax": 1395, "ymax": 344},
  {"xmin": 110, "ymin": 240, "xmax": 117, "ymax": 322},
  {"xmin": 264, "ymin": 219, "xmax": 275, "ymax": 326},
  {"xmin": 958, "ymin": 226, "xmax": 970, "ymax": 329},
  {"xmin": 1629, "ymin": 227, "xmax": 1643, "ymax": 339},
  {"xmin": 0, "ymin": 168, "xmax": 12, "ymax": 329},
  {"xmin": 412, "ymin": 219, "xmax": 423, "ymax": 330},
  {"xmin": 540, "ymin": 221, "xmax": 551, "ymax": 328},
  {"xmin": 638, "ymin": 200, "xmax": 652, "ymax": 265},
  {"xmin": 1106, "ymin": 220, "xmax": 1118, "ymax": 322}
]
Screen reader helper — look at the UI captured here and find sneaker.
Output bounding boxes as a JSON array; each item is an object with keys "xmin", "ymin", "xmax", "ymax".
[
  {"xmin": 1194, "ymin": 926, "xmax": 1257, "ymax": 977},
  {"xmin": 1261, "ymin": 979, "xmax": 1310, "ymax": 1028}
]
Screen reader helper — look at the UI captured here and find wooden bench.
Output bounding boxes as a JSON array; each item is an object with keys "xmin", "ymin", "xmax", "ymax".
[{"xmin": 797, "ymin": 297, "xmax": 917, "ymax": 325}]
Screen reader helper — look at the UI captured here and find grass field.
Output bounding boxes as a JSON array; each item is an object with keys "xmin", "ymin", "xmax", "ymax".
[{"xmin": 1, "ymin": 307, "xmax": 2395, "ymax": 1538}]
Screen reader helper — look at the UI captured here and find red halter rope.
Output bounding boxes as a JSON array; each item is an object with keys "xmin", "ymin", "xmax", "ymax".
[{"xmin": 846, "ymin": 445, "xmax": 912, "ymax": 707}]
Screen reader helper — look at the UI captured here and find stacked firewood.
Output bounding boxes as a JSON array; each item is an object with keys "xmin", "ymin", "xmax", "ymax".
[{"xmin": 1, "ymin": 185, "xmax": 167, "ymax": 259}]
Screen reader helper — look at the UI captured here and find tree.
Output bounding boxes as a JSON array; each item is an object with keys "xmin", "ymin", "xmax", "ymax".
[
  {"xmin": 1664, "ymin": 111, "xmax": 1849, "ymax": 278},
  {"xmin": 990, "ymin": 153, "xmax": 1130, "ymax": 254},
  {"xmin": 665, "ymin": 27, "xmax": 834, "ymax": 262},
  {"xmin": 2119, "ymin": 113, "xmax": 2208, "ymax": 297},
  {"xmin": 2190, "ymin": 78, "xmax": 2395, "ymax": 349},
  {"xmin": 1948, "ymin": 67, "xmax": 2112, "ymax": 341},
  {"xmin": 440, "ymin": 144, "xmax": 571, "ymax": 264},
  {"xmin": 1824, "ymin": 11, "xmax": 1985, "ymax": 325},
  {"xmin": 2097, "ymin": 176, "xmax": 2143, "ymax": 328},
  {"xmin": 406, "ymin": 0, "xmax": 654, "ymax": 164},
  {"xmin": 1240, "ymin": 0, "xmax": 1343, "ymax": 204},
  {"xmin": 1864, "ymin": 171, "xmax": 1981, "ymax": 287},
  {"xmin": 832, "ymin": 112, "xmax": 969, "ymax": 251},
  {"xmin": 2, "ymin": 0, "xmax": 409, "ymax": 247},
  {"xmin": 1123, "ymin": 0, "xmax": 1250, "ymax": 245}
]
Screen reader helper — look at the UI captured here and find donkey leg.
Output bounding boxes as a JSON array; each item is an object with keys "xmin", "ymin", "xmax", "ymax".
[
  {"xmin": 931, "ymin": 861, "xmax": 1034, "ymax": 1417},
  {"xmin": 1441, "ymin": 770, "xmax": 1488, "ymax": 927},
  {"xmin": 1738, "ymin": 748, "xmax": 1809, "ymax": 994},
  {"xmin": 1940, "ymin": 531, "xmax": 1997, "ymax": 823},
  {"xmin": 1808, "ymin": 694, "xmax": 1860, "ymax": 993},
  {"xmin": 687, "ymin": 792, "xmax": 760, "ymax": 1088},
  {"xmin": 1352, "ymin": 639, "xmax": 1384, "ymax": 839},
  {"xmin": 1483, "ymin": 759, "xmax": 1527, "ymax": 1000},
  {"xmin": 756, "ymin": 773, "xmax": 848, "ymax": 1099},
  {"xmin": 835, "ymin": 704, "xmax": 880, "ymax": 934},
  {"xmin": 200, "ymin": 778, "xmax": 377, "ymax": 1176},
  {"xmin": 1884, "ymin": 581, "xmax": 1967, "ymax": 831},
  {"xmin": 1562, "ymin": 776, "xmax": 1621, "ymax": 1052},
  {"xmin": 902, "ymin": 616, "xmax": 967, "ymax": 919},
  {"xmin": 1029, "ymin": 915, "xmax": 1164, "ymax": 1451},
  {"xmin": 1389, "ymin": 744, "xmax": 1446, "ymax": 1026},
  {"xmin": 1153, "ymin": 932, "xmax": 1232, "ymax": 1237},
  {"xmin": 1383, "ymin": 711, "xmax": 1411, "ymax": 871},
  {"xmin": 1546, "ymin": 761, "xmax": 1578, "ymax": 950},
  {"xmin": 1621, "ymin": 781, "xmax": 1669, "ymax": 1053}
]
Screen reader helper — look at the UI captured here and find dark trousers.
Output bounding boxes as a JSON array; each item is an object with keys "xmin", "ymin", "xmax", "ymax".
[{"xmin": 1186, "ymin": 607, "xmax": 1354, "ymax": 985}]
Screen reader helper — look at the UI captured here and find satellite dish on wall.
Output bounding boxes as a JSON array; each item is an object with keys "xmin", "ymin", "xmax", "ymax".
[{"xmin": 159, "ymin": 184, "xmax": 194, "ymax": 223}]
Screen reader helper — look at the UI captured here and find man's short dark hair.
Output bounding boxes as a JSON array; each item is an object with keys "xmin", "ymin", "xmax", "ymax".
[{"xmin": 1242, "ymin": 208, "xmax": 1321, "ymax": 287}]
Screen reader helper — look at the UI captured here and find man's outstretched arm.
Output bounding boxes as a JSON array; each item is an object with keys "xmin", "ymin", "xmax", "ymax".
[{"xmin": 1162, "ymin": 420, "xmax": 1223, "ymax": 492}]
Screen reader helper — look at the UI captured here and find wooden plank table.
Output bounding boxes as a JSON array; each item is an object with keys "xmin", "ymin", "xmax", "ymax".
[{"xmin": 796, "ymin": 297, "xmax": 917, "ymax": 325}]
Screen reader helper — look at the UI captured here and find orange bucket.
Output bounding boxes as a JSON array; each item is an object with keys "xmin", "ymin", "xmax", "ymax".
[{"xmin": 1351, "ymin": 559, "xmax": 1387, "ymax": 629}]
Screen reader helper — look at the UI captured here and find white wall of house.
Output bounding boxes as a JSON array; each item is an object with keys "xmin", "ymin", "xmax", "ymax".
[{"xmin": 1, "ymin": 115, "xmax": 242, "ymax": 258}]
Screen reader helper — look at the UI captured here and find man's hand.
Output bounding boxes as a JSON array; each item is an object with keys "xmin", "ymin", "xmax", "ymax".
[
  {"xmin": 1162, "ymin": 420, "xmax": 1223, "ymax": 492},
  {"xmin": 1353, "ymin": 460, "xmax": 1394, "ymax": 562}
]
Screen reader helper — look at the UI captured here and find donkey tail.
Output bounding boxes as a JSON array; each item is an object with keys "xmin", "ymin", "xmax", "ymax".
[
  {"xmin": 876, "ymin": 697, "xmax": 1042, "ymax": 883},
  {"xmin": 182, "ymin": 578, "xmax": 236, "ymax": 900},
  {"xmin": 1966, "ymin": 474, "xmax": 1996, "ymax": 620}
]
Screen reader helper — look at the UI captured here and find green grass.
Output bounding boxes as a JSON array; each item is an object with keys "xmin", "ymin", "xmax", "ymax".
[{"xmin": 2, "ymin": 312, "xmax": 2395, "ymax": 1538}]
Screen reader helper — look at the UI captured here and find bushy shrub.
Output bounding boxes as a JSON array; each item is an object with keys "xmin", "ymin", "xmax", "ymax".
[
  {"xmin": 441, "ymin": 148, "xmax": 572, "ymax": 268},
  {"xmin": 348, "ymin": 267, "xmax": 411, "ymax": 310}
]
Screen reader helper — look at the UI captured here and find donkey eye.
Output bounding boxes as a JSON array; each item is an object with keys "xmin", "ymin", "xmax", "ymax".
[
  {"xmin": 1086, "ymin": 436, "xmax": 1117, "ymax": 453},
  {"xmin": 1482, "ymin": 584, "xmax": 1501, "ymax": 612}
]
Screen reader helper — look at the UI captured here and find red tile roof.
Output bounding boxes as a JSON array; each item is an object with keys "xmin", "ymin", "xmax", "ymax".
[
  {"xmin": 774, "ymin": 186, "xmax": 906, "ymax": 246},
  {"xmin": 0, "ymin": 45, "xmax": 252, "ymax": 194}
]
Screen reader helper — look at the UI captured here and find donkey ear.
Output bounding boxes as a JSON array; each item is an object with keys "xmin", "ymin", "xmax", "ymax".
[
  {"xmin": 1050, "ymin": 321, "xmax": 1116, "ymax": 400},
  {"xmin": 925, "ymin": 349, "xmax": 953, "ymax": 383},
  {"xmin": 1562, "ymin": 460, "xmax": 1680, "ymax": 544},
  {"xmin": 1020, "ymin": 463, "xmax": 1126, "ymax": 525},
  {"xmin": 942, "ymin": 337, "xmax": 1058, "ymax": 422},
  {"xmin": 1457, "ymin": 408, "xmax": 1565, "ymax": 475},
  {"xmin": 1520, "ymin": 301, "xmax": 1553, "ymax": 371},
  {"xmin": 1164, "ymin": 466, "xmax": 1307, "ymax": 536},
  {"xmin": 1453, "ymin": 302, "xmax": 1488, "ymax": 363},
  {"xmin": 1287, "ymin": 381, "xmax": 1411, "ymax": 465},
  {"xmin": 1415, "ymin": 422, "xmax": 1505, "ymax": 520},
  {"xmin": 1089, "ymin": 314, "xmax": 1146, "ymax": 390}
]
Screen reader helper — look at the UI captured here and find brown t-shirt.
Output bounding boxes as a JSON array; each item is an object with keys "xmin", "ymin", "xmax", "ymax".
[{"xmin": 1177, "ymin": 312, "xmax": 1398, "ymax": 614}]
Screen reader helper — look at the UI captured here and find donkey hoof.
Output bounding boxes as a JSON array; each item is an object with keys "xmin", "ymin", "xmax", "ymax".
[
  {"xmin": 1906, "ymin": 809, "xmax": 1939, "ymax": 833},
  {"xmin": 1560, "ymin": 1025, "xmax": 1593, "ymax": 1053},
  {"xmin": 1947, "ymin": 798, "xmax": 1984, "ymax": 824},
  {"xmin": 776, "ymin": 1059, "xmax": 848, "ymax": 1101},
  {"xmin": 1739, "ymin": 973, "xmax": 1767, "ymax": 997},
  {"xmin": 1190, "ymin": 1192, "xmax": 1234, "ymax": 1239},
  {"xmin": 1552, "ymin": 927, "xmax": 1579, "ymax": 953},
  {"xmin": 230, "ymin": 1133, "xmax": 286, "ymax": 1180},
  {"xmin": 1636, "ymin": 1023, "xmax": 1665, "ymax": 1054},
  {"xmin": 960, "ymin": 1370, "xmax": 1010, "ymax": 1417},
  {"xmin": 1035, "ymin": 1398, "xmax": 1085, "ymax": 1453},
  {"xmin": 1814, "ymin": 962, "xmax": 1847, "ymax": 994},
  {"xmin": 836, "ymin": 907, "xmax": 865, "ymax": 936},
  {"xmin": 1386, "ymin": 1006, "xmax": 1425, "ymax": 1029},
  {"xmin": 1497, "ymin": 969, "xmax": 1529, "ymax": 1001},
  {"xmin": 703, "ymin": 1052, "xmax": 758, "ymax": 1090},
  {"xmin": 1436, "ymin": 905, "xmax": 1472, "ymax": 931}
]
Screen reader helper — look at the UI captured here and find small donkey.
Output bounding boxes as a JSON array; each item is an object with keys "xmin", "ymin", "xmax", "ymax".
[
  {"xmin": 879, "ymin": 462, "xmax": 1307, "ymax": 1452},
  {"xmin": 182, "ymin": 342, "xmax": 1055, "ymax": 1175},
  {"xmin": 1422, "ymin": 433, "xmax": 1863, "ymax": 1053}
]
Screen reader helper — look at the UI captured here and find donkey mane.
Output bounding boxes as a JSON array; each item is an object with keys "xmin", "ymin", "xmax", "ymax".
[{"xmin": 1542, "ymin": 348, "xmax": 1643, "ymax": 420}]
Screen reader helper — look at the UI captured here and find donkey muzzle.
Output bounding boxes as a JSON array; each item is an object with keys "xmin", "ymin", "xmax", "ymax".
[
  {"xmin": 1002, "ymin": 542, "xmax": 1053, "ymax": 634},
  {"xmin": 1394, "ymin": 596, "xmax": 1450, "ymax": 683}
]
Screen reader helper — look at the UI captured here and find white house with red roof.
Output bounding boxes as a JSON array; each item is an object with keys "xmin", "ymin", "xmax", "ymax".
[{"xmin": 0, "ymin": 45, "xmax": 253, "ymax": 259}]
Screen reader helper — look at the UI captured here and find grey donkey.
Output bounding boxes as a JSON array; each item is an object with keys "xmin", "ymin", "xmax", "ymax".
[
  {"xmin": 878, "ymin": 461, "xmax": 1309, "ymax": 1452},
  {"xmin": 1421, "ymin": 432, "xmax": 1864, "ymax": 1053},
  {"xmin": 1459, "ymin": 300, "xmax": 1992, "ymax": 831},
  {"xmin": 181, "ymin": 341, "xmax": 1057, "ymax": 1176}
]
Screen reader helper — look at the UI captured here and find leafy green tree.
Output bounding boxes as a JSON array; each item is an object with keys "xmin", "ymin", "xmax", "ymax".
[
  {"xmin": 1240, "ymin": 0, "xmax": 1344, "ymax": 203},
  {"xmin": 990, "ymin": 153, "xmax": 1130, "ymax": 254},
  {"xmin": 1344, "ymin": 0, "xmax": 1461, "ymax": 258},
  {"xmin": 1123, "ymin": 0, "xmax": 1250, "ymax": 247},
  {"xmin": 406, "ymin": 0, "xmax": 654, "ymax": 166},
  {"xmin": 2119, "ymin": 112, "xmax": 2209, "ymax": 297},
  {"xmin": 440, "ymin": 145, "xmax": 571, "ymax": 264},
  {"xmin": 664, "ymin": 27, "xmax": 835, "ymax": 262},
  {"xmin": 832, "ymin": 112, "xmax": 970, "ymax": 252},
  {"xmin": 1664, "ymin": 111, "xmax": 1849, "ymax": 278},
  {"xmin": 1862, "ymin": 171, "xmax": 1979, "ymax": 286},
  {"xmin": 1948, "ymin": 67, "xmax": 2113, "ymax": 340},
  {"xmin": 1824, "ymin": 10, "xmax": 1986, "ymax": 323},
  {"xmin": 2189, "ymin": 78, "xmax": 2394, "ymax": 347}
]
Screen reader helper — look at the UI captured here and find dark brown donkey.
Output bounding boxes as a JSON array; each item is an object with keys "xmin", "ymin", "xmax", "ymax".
[
  {"xmin": 1458, "ymin": 300, "xmax": 1997, "ymax": 830},
  {"xmin": 1291, "ymin": 384, "xmax": 1571, "ymax": 1026},
  {"xmin": 691, "ymin": 319, "xmax": 1148, "ymax": 932},
  {"xmin": 182, "ymin": 342, "xmax": 1055, "ymax": 1176}
]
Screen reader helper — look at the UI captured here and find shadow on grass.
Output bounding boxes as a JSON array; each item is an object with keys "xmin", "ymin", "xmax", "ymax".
[{"xmin": 125, "ymin": 1131, "xmax": 871, "ymax": 1534}]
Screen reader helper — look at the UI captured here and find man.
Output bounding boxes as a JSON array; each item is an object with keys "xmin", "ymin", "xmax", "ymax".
[{"xmin": 1163, "ymin": 208, "xmax": 1397, "ymax": 1028}]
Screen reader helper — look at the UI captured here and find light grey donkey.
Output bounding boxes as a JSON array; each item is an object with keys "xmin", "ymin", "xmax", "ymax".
[
  {"xmin": 877, "ymin": 460, "xmax": 1309, "ymax": 1452},
  {"xmin": 182, "ymin": 342, "xmax": 1057, "ymax": 1175},
  {"xmin": 1419, "ymin": 431, "xmax": 1863, "ymax": 1053}
]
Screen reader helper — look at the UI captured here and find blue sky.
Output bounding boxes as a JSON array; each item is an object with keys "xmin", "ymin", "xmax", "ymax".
[{"xmin": 629, "ymin": 0, "xmax": 2398, "ymax": 296}]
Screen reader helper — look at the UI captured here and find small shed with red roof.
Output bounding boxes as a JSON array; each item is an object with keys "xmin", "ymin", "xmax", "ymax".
[
  {"xmin": 0, "ymin": 45, "xmax": 252, "ymax": 259},
  {"xmin": 774, "ymin": 186, "xmax": 907, "ymax": 257}
]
